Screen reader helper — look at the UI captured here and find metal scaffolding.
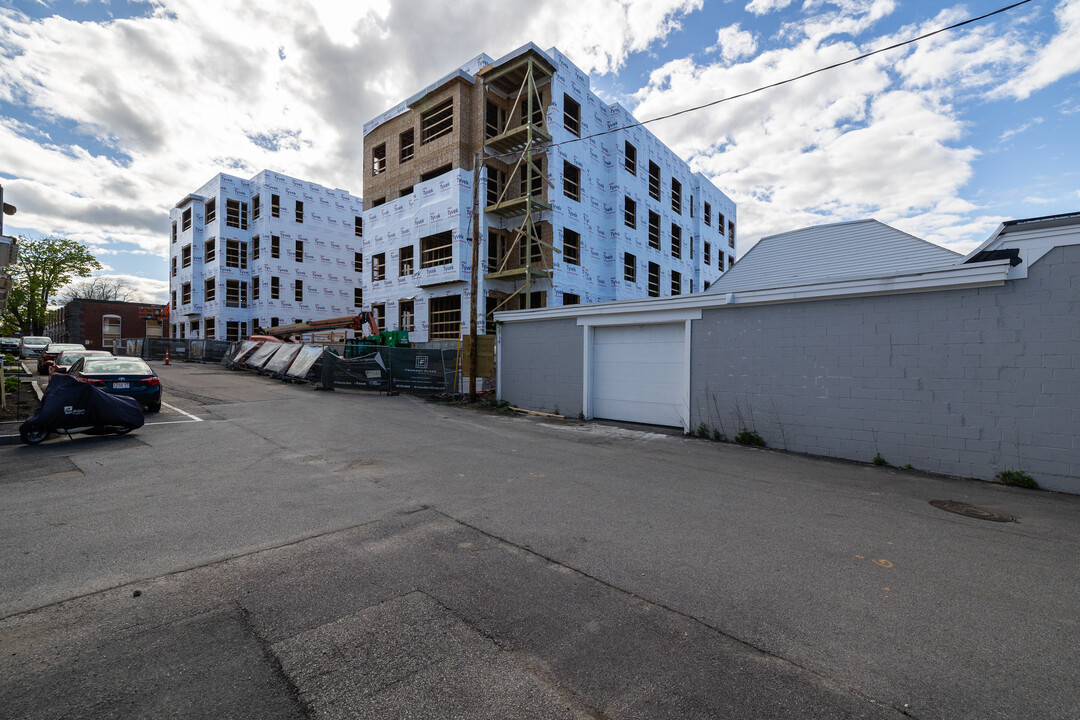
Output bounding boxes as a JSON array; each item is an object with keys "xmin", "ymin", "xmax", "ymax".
[{"xmin": 480, "ymin": 49, "xmax": 555, "ymax": 310}]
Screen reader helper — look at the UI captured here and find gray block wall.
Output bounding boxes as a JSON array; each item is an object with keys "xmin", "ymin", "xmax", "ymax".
[
  {"xmin": 499, "ymin": 318, "xmax": 584, "ymax": 417},
  {"xmin": 691, "ymin": 245, "xmax": 1080, "ymax": 493}
]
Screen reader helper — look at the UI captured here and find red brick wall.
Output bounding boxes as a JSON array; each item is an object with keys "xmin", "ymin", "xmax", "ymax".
[{"xmin": 50, "ymin": 300, "xmax": 169, "ymax": 348}]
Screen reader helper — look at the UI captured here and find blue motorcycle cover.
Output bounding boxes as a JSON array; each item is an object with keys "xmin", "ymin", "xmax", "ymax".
[{"xmin": 20, "ymin": 374, "xmax": 145, "ymax": 435}]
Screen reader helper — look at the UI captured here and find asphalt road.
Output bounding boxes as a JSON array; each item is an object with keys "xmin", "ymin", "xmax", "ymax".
[{"xmin": 1, "ymin": 361, "xmax": 1077, "ymax": 719}]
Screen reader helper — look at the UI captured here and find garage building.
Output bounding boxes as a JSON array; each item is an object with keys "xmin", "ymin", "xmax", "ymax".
[{"xmin": 496, "ymin": 213, "xmax": 1080, "ymax": 493}]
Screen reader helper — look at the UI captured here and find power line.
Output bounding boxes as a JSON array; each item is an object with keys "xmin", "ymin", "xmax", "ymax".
[{"xmin": 490, "ymin": 0, "xmax": 1033, "ymax": 161}]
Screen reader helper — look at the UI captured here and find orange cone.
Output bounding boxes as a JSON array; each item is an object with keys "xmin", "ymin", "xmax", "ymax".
[{"xmin": 164, "ymin": 347, "xmax": 170, "ymax": 365}]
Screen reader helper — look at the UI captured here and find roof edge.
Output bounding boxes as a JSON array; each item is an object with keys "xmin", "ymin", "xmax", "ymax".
[{"xmin": 497, "ymin": 260, "xmax": 1012, "ymax": 323}]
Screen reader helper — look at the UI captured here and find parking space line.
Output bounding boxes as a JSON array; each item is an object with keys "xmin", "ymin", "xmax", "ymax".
[
  {"xmin": 143, "ymin": 419, "xmax": 205, "ymax": 426},
  {"xmin": 161, "ymin": 402, "xmax": 203, "ymax": 422}
]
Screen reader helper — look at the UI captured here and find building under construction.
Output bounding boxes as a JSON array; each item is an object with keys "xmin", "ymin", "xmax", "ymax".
[
  {"xmin": 169, "ymin": 170, "xmax": 364, "ymax": 341},
  {"xmin": 361, "ymin": 43, "xmax": 737, "ymax": 342}
]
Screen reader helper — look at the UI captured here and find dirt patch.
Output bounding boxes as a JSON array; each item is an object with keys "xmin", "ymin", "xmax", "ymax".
[
  {"xmin": 0, "ymin": 379, "xmax": 38, "ymax": 422},
  {"xmin": 429, "ymin": 394, "xmax": 584, "ymax": 422}
]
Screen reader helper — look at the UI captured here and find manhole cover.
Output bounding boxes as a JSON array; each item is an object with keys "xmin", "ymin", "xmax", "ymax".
[{"xmin": 929, "ymin": 500, "xmax": 1017, "ymax": 523}]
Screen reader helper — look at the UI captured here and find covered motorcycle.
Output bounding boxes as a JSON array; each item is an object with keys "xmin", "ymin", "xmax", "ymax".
[{"xmin": 19, "ymin": 373, "xmax": 145, "ymax": 444}]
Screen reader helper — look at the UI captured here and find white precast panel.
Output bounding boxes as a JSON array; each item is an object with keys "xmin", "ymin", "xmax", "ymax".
[{"xmin": 590, "ymin": 322, "xmax": 685, "ymax": 427}]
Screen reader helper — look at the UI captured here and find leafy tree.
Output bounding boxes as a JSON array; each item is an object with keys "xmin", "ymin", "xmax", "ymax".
[{"xmin": 0, "ymin": 236, "xmax": 101, "ymax": 335}]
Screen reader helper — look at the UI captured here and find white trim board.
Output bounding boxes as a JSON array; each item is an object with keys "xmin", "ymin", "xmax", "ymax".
[
  {"xmin": 576, "ymin": 309, "xmax": 702, "ymax": 327},
  {"xmin": 495, "ymin": 260, "xmax": 1012, "ymax": 325}
]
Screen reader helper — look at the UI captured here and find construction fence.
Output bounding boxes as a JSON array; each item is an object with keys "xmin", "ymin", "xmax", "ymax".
[
  {"xmin": 112, "ymin": 335, "xmax": 493, "ymax": 397},
  {"xmin": 223, "ymin": 341, "xmax": 459, "ymax": 394},
  {"xmin": 113, "ymin": 337, "xmax": 234, "ymax": 363}
]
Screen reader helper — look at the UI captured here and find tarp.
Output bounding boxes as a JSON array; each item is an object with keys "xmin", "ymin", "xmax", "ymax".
[
  {"xmin": 220, "ymin": 341, "xmax": 238, "ymax": 365},
  {"xmin": 244, "ymin": 341, "xmax": 280, "ymax": 369},
  {"xmin": 20, "ymin": 373, "xmax": 144, "ymax": 435},
  {"xmin": 261, "ymin": 343, "xmax": 302, "ymax": 375},
  {"xmin": 285, "ymin": 346, "xmax": 323, "ymax": 379},
  {"xmin": 227, "ymin": 340, "xmax": 260, "ymax": 368}
]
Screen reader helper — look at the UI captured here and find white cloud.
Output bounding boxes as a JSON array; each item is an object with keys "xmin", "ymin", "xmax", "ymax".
[
  {"xmin": 528, "ymin": 0, "xmax": 704, "ymax": 75},
  {"xmin": 1, "ymin": 0, "xmax": 1077, "ymax": 270},
  {"xmin": 630, "ymin": 0, "xmax": 1079, "ymax": 252},
  {"xmin": 1000, "ymin": 117, "xmax": 1044, "ymax": 142},
  {"xmin": 0, "ymin": 0, "xmax": 700, "ymax": 261},
  {"xmin": 746, "ymin": 0, "xmax": 795, "ymax": 16},
  {"xmin": 892, "ymin": 8, "xmax": 1030, "ymax": 96},
  {"xmin": 997, "ymin": 0, "xmax": 1080, "ymax": 99},
  {"xmin": 710, "ymin": 24, "xmax": 757, "ymax": 63},
  {"xmin": 778, "ymin": 0, "xmax": 896, "ymax": 44}
]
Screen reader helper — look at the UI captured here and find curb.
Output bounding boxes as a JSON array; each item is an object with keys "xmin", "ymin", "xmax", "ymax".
[
  {"xmin": 0, "ymin": 421, "xmax": 22, "ymax": 445},
  {"xmin": 16, "ymin": 361, "xmax": 44, "ymax": 400}
]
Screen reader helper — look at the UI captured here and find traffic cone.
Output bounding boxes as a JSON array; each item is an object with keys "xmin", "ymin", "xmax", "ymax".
[{"xmin": 164, "ymin": 347, "xmax": 170, "ymax": 365}]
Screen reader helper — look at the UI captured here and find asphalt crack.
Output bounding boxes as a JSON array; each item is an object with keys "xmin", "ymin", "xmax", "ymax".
[
  {"xmin": 430, "ymin": 508, "xmax": 918, "ymax": 719},
  {"xmin": 417, "ymin": 589, "xmax": 611, "ymax": 720},
  {"xmin": 236, "ymin": 602, "xmax": 314, "ymax": 719},
  {"xmin": 0, "ymin": 505, "xmax": 431, "ymax": 622}
]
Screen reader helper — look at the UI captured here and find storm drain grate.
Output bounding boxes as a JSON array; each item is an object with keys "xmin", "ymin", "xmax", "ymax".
[{"xmin": 929, "ymin": 500, "xmax": 1017, "ymax": 523}]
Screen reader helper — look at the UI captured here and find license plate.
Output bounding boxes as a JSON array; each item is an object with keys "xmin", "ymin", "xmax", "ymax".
[{"xmin": 113, "ymin": 382, "xmax": 129, "ymax": 389}]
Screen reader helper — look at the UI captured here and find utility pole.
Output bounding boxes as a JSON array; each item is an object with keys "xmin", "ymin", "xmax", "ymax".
[
  {"xmin": 469, "ymin": 152, "xmax": 482, "ymax": 402},
  {"xmin": 0, "ymin": 183, "xmax": 16, "ymax": 411}
]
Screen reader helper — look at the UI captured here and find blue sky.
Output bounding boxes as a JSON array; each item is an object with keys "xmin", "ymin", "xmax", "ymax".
[{"xmin": 1, "ymin": 0, "xmax": 1077, "ymax": 303}]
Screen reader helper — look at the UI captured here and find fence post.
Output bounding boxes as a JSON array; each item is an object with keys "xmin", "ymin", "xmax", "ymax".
[
  {"xmin": 387, "ymin": 347, "xmax": 397, "ymax": 395},
  {"xmin": 315, "ymin": 347, "xmax": 335, "ymax": 391}
]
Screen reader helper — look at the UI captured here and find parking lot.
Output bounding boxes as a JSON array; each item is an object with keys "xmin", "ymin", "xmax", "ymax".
[
  {"xmin": 1, "ymin": 361, "xmax": 1078, "ymax": 719},
  {"xmin": 0, "ymin": 363, "xmax": 202, "ymax": 446}
]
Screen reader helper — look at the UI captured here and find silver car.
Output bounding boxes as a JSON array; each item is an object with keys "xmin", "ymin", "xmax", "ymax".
[{"xmin": 18, "ymin": 336, "xmax": 51, "ymax": 359}]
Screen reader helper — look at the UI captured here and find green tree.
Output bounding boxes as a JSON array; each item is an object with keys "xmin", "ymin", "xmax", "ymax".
[{"xmin": 0, "ymin": 236, "xmax": 101, "ymax": 335}]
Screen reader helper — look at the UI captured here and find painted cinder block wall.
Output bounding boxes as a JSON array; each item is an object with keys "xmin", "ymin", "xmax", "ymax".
[
  {"xmin": 499, "ymin": 247, "xmax": 1079, "ymax": 493},
  {"xmin": 691, "ymin": 245, "xmax": 1079, "ymax": 492},
  {"xmin": 499, "ymin": 317, "xmax": 584, "ymax": 417}
]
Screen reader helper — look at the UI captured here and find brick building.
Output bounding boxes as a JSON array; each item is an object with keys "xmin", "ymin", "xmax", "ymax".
[{"xmin": 45, "ymin": 299, "xmax": 168, "ymax": 350}]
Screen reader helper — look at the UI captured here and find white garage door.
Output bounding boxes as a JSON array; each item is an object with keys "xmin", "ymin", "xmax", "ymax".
[{"xmin": 590, "ymin": 323, "xmax": 686, "ymax": 428}]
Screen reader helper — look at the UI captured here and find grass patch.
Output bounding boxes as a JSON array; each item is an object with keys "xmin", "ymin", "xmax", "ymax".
[
  {"xmin": 735, "ymin": 428, "xmax": 765, "ymax": 447},
  {"xmin": 996, "ymin": 469, "xmax": 1038, "ymax": 489},
  {"xmin": 872, "ymin": 453, "xmax": 888, "ymax": 466}
]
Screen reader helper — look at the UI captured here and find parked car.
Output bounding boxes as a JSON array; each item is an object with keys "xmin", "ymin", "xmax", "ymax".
[
  {"xmin": 51, "ymin": 349, "xmax": 113, "ymax": 375},
  {"xmin": 18, "ymin": 336, "xmax": 51, "ymax": 359},
  {"xmin": 37, "ymin": 343, "xmax": 86, "ymax": 375},
  {"xmin": 68, "ymin": 356, "xmax": 162, "ymax": 412},
  {"xmin": 0, "ymin": 336, "xmax": 20, "ymax": 355}
]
